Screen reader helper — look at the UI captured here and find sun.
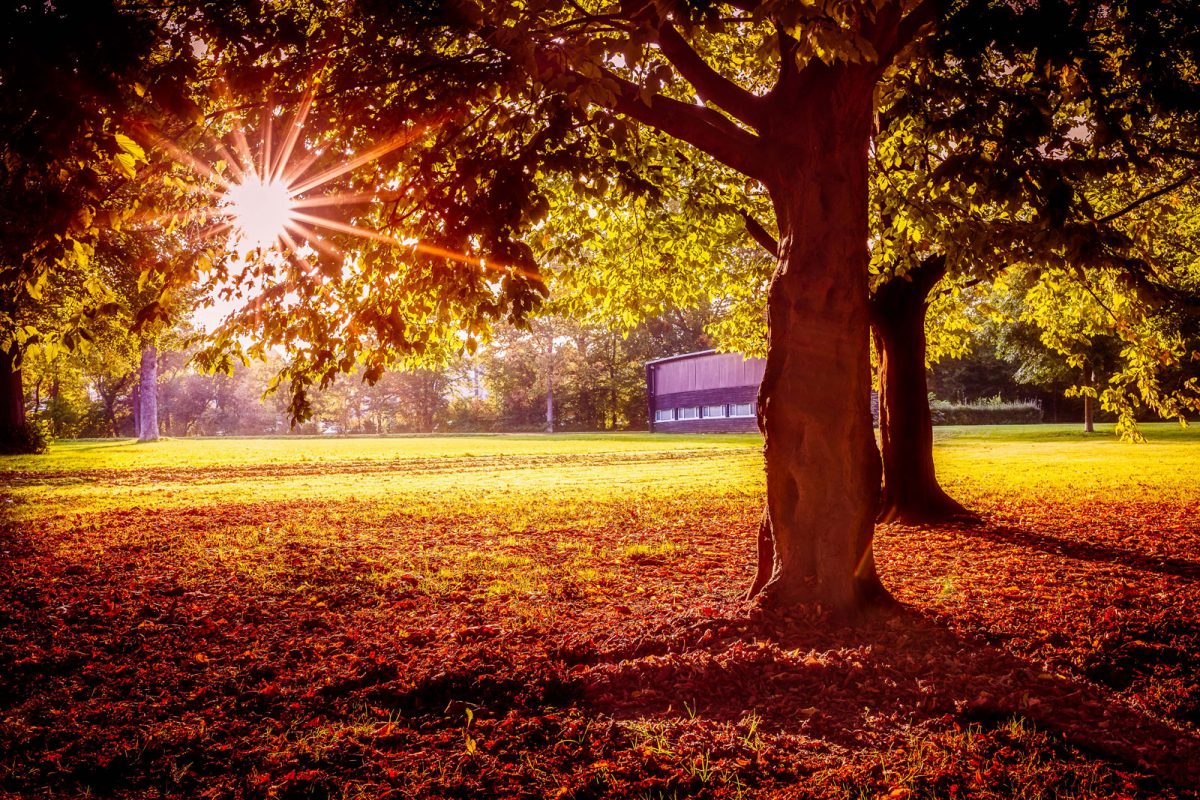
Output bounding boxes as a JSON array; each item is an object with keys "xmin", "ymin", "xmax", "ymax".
[{"xmin": 222, "ymin": 175, "xmax": 295, "ymax": 251}]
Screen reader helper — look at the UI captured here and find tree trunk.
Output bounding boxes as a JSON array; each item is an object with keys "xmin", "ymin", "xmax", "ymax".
[
  {"xmin": 0, "ymin": 347, "xmax": 30, "ymax": 452},
  {"xmin": 49, "ymin": 376, "xmax": 61, "ymax": 438},
  {"xmin": 871, "ymin": 256, "xmax": 970, "ymax": 524},
  {"xmin": 138, "ymin": 344, "xmax": 159, "ymax": 442},
  {"xmin": 105, "ymin": 397, "xmax": 120, "ymax": 438},
  {"xmin": 1083, "ymin": 361, "xmax": 1095, "ymax": 433},
  {"xmin": 545, "ymin": 338, "xmax": 555, "ymax": 434},
  {"xmin": 749, "ymin": 68, "xmax": 885, "ymax": 611},
  {"xmin": 131, "ymin": 384, "xmax": 140, "ymax": 437}
]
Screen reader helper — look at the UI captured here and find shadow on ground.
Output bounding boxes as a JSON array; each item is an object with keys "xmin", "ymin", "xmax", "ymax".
[{"xmin": 571, "ymin": 603, "xmax": 1200, "ymax": 791}]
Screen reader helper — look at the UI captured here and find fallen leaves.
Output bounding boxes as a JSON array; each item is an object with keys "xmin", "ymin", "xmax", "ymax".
[{"xmin": 0, "ymin": 458, "xmax": 1198, "ymax": 798}]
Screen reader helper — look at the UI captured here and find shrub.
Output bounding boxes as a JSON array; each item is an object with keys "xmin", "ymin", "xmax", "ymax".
[
  {"xmin": 929, "ymin": 394, "xmax": 1042, "ymax": 426},
  {"xmin": 0, "ymin": 420, "xmax": 48, "ymax": 454}
]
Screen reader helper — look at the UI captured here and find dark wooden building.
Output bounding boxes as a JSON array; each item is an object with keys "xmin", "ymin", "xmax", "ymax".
[{"xmin": 646, "ymin": 350, "xmax": 764, "ymax": 433}]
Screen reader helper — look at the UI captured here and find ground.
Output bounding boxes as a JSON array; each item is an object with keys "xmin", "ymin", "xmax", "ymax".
[{"xmin": 2, "ymin": 425, "xmax": 1199, "ymax": 798}]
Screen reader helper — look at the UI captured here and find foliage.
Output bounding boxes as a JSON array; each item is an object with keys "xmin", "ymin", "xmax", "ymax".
[
  {"xmin": 0, "ymin": 1, "xmax": 179, "ymax": 364},
  {"xmin": 0, "ymin": 418, "xmax": 47, "ymax": 455}
]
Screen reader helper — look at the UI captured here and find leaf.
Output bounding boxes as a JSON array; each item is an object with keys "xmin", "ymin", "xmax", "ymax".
[
  {"xmin": 72, "ymin": 239, "xmax": 90, "ymax": 269},
  {"xmin": 114, "ymin": 152, "xmax": 137, "ymax": 179},
  {"xmin": 115, "ymin": 133, "xmax": 145, "ymax": 162}
]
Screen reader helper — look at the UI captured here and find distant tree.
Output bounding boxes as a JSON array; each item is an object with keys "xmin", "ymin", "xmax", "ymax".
[{"xmin": 81, "ymin": 324, "xmax": 140, "ymax": 437}]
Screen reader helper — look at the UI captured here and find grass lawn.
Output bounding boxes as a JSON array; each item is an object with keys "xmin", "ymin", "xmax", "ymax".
[{"xmin": 2, "ymin": 424, "xmax": 1199, "ymax": 798}]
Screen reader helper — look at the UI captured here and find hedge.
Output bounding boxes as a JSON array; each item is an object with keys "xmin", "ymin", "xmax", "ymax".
[{"xmin": 929, "ymin": 397, "xmax": 1043, "ymax": 426}]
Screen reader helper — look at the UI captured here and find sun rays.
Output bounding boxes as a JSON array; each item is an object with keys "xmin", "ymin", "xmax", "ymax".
[{"xmin": 132, "ymin": 84, "xmax": 548, "ymax": 324}]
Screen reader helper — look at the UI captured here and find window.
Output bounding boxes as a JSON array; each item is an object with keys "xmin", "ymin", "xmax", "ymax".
[
  {"xmin": 702, "ymin": 404, "xmax": 727, "ymax": 418},
  {"xmin": 729, "ymin": 402, "xmax": 754, "ymax": 418},
  {"xmin": 677, "ymin": 406, "xmax": 700, "ymax": 420},
  {"xmin": 654, "ymin": 408, "xmax": 675, "ymax": 422}
]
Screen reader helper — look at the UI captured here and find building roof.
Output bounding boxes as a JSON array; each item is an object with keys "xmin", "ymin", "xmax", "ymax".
[{"xmin": 644, "ymin": 349, "xmax": 719, "ymax": 367}]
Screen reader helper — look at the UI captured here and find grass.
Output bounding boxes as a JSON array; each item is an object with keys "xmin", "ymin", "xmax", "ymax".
[
  {"xmin": 1, "ymin": 431, "xmax": 760, "ymax": 471},
  {"xmin": 2, "ymin": 423, "xmax": 1199, "ymax": 798},
  {"xmin": 933, "ymin": 422, "xmax": 1200, "ymax": 501},
  {"xmin": 5, "ymin": 423, "xmax": 1197, "ymax": 520}
]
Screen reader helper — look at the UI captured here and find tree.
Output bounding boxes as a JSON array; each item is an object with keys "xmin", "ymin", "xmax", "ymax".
[
  {"xmin": 521, "ymin": 4, "xmax": 938, "ymax": 607},
  {"xmin": 81, "ymin": 325, "xmax": 140, "ymax": 437},
  {"xmin": 858, "ymin": 0, "xmax": 1200, "ymax": 518}
]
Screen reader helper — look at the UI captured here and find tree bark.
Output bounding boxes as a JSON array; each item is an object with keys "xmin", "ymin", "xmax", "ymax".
[
  {"xmin": 0, "ymin": 347, "xmax": 30, "ymax": 452},
  {"xmin": 138, "ymin": 344, "xmax": 159, "ymax": 442},
  {"xmin": 871, "ymin": 256, "xmax": 970, "ymax": 524},
  {"xmin": 749, "ymin": 67, "xmax": 886, "ymax": 611}
]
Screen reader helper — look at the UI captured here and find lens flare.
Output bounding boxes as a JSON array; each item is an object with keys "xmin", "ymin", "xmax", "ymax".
[{"xmin": 223, "ymin": 175, "xmax": 295, "ymax": 251}]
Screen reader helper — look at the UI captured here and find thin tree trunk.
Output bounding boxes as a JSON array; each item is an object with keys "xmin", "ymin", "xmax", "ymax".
[
  {"xmin": 1083, "ymin": 361, "xmax": 1095, "ymax": 433},
  {"xmin": 871, "ymin": 256, "xmax": 970, "ymax": 524},
  {"xmin": 608, "ymin": 334, "xmax": 618, "ymax": 430},
  {"xmin": 131, "ymin": 384, "xmax": 140, "ymax": 437},
  {"xmin": 0, "ymin": 347, "xmax": 30, "ymax": 453},
  {"xmin": 545, "ymin": 337, "xmax": 555, "ymax": 434},
  {"xmin": 49, "ymin": 376, "xmax": 60, "ymax": 438},
  {"xmin": 749, "ymin": 67, "xmax": 885, "ymax": 611},
  {"xmin": 138, "ymin": 344, "xmax": 159, "ymax": 442},
  {"xmin": 105, "ymin": 396, "xmax": 120, "ymax": 438}
]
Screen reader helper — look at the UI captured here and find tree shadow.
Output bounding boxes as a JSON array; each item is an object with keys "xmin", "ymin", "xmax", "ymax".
[
  {"xmin": 570, "ymin": 605, "xmax": 1200, "ymax": 790},
  {"xmin": 964, "ymin": 521, "xmax": 1200, "ymax": 582}
]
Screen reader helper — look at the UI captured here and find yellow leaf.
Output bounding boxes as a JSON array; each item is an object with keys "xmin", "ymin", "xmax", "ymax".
[
  {"xmin": 114, "ymin": 152, "xmax": 137, "ymax": 179},
  {"xmin": 115, "ymin": 133, "xmax": 145, "ymax": 162}
]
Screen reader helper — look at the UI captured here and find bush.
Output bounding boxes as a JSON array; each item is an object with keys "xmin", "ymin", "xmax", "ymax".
[
  {"xmin": 929, "ymin": 394, "xmax": 1042, "ymax": 426},
  {"xmin": 0, "ymin": 420, "xmax": 48, "ymax": 454}
]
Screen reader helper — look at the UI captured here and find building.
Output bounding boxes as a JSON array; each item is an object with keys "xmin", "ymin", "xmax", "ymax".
[{"xmin": 646, "ymin": 350, "xmax": 764, "ymax": 433}]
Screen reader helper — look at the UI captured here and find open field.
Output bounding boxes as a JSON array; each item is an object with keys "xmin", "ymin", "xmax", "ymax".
[{"xmin": 2, "ymin": 425, "xmax": 1200, "ymax": 798}]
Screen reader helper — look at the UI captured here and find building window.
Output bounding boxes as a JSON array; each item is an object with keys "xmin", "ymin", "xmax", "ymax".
[
  {"xmin": 729, "ymin": 402, "xmax": 754, "ymax": 418},
  {"xmin": 677, "ymin": 406, "xmax": 700, "ymax": 420},
  {"xmin": 654, "ymin": 408, "xmax": 675, "ymax": 422},
  {"xmin": 702, "ymin": 404, "xmax": 727, "ymax": 418}
]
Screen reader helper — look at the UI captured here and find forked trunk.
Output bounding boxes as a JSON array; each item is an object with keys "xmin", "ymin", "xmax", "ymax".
[
  {"xmin": 749, "ymin": 69, "xmax": 885, "ymax": 611},
  {"xmin": 0, "ymin": 347, "xmax": 30, "ymax": 453},
  {"xmin": 872, "ymin": 257, "xmax": 970, "ymax": 524},
  {"xmin": 138, "ymin": 345, "xmax": 159, "ymax": 442}
]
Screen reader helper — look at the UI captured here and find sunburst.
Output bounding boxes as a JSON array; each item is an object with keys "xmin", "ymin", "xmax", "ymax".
[
  {"xmin": 222, "ymin": 174, "xmax": 295, "ymax": 251},
  {"xmin": 145, "ymin": 89, "xmax": 542, "ymax": 290}
]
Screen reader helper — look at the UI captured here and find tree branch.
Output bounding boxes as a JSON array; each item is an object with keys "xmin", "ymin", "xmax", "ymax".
[
  {"xmin": 600, "ymin": 68, "xmax": 767, "ymax": 180},
  {"xmin": 487, "ymin": 24, "xmax": 766, "ymax": 179},
  {"xmin": 866, "ymin": 0, "xmax": 940, "ymax": 72},
  {"xmin": 1098, "ymin": 171, "xmax": 1198, "ymax": 224},
  {"xmin": 741, "ymin": 210, "xmax": 778, "ymax": 257},
  {"xmin": 655, "ymin": 23, "xmax": 764, "ymax": 128}
]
